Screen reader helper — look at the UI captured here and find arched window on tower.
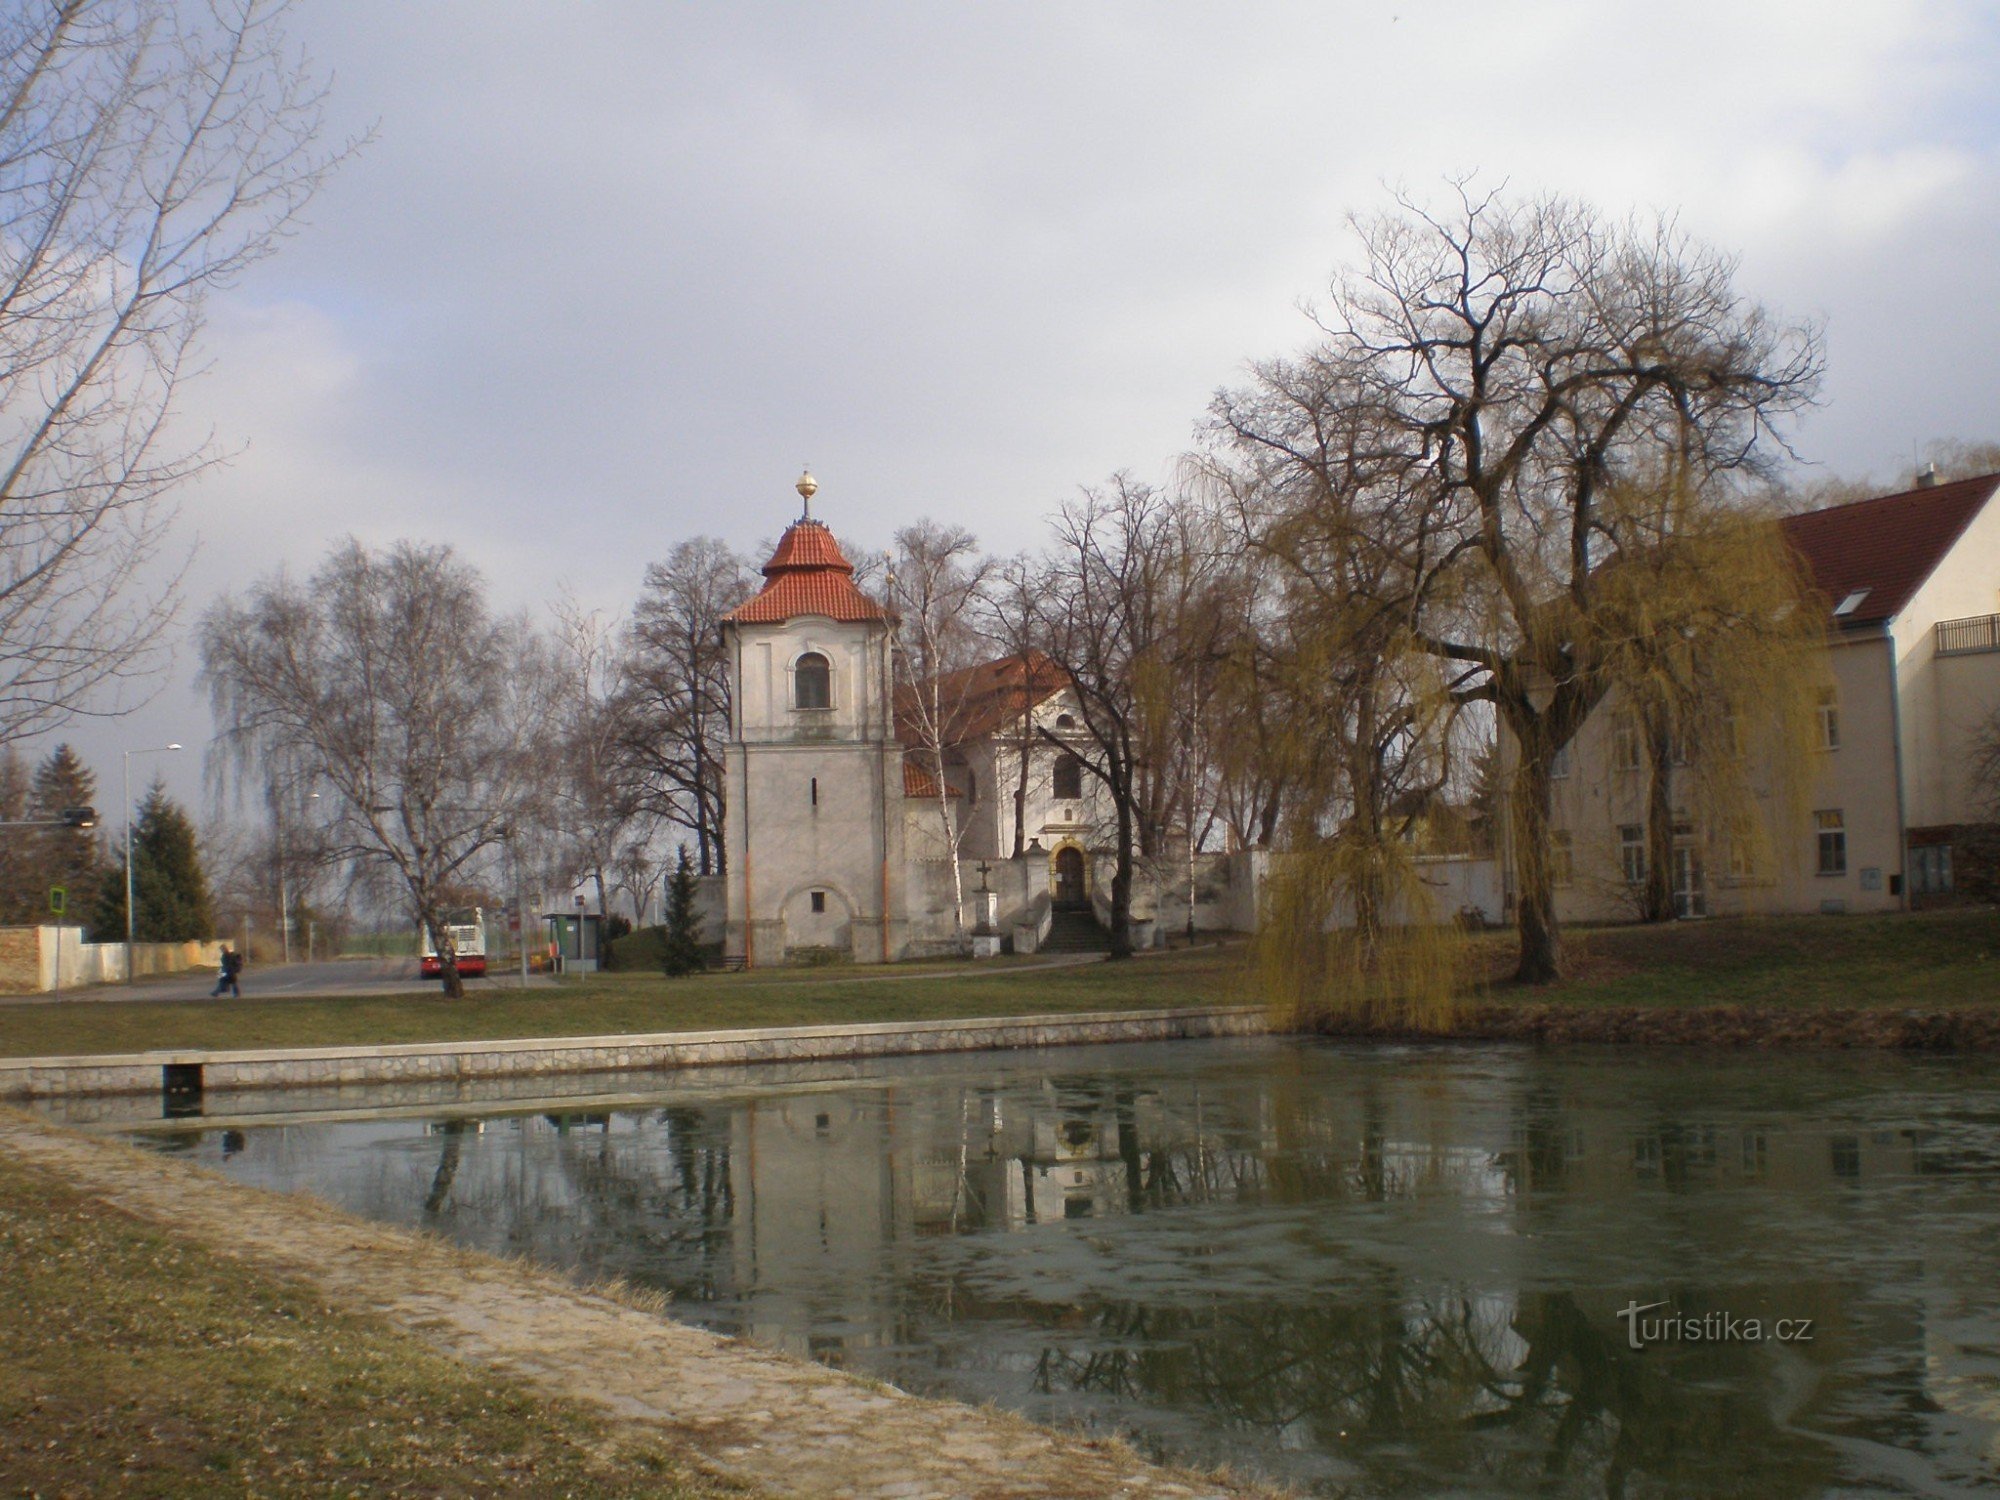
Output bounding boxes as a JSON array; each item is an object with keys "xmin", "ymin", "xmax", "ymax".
[
  {"xmin": 795, "ymin": 652, "xmax": 831, "ymax": 710},
  {"xmin": 1052, "ymin": 752, "xmax": 1083, "ymax": 801}
]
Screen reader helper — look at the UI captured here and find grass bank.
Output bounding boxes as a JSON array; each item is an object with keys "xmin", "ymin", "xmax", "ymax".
[
  {"xmin": 0, "ymin": 946, "xmax": 1251, "ymax": 1059},
  {"xmin": 1307, "ymin": 908, "xmax": 2000, "ymax": 1048},
  {"xmin": 0, "ymin": 1137, "xmax": 743, "ymax": 1497},
  {"xmin": 4, "ymin": 911, "xmax": 1996, "ymax": 1063}
]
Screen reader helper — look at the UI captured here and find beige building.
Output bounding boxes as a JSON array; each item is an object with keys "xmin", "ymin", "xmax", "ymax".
[{"xmin": 1520, "ymin": 471, "xmax": 2000, "ymax": 923}]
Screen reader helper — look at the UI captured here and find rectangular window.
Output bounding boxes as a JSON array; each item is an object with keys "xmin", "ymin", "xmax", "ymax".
[
  {"xmin": 1612, "ymin": 718, "xmax": 1640, "ymax": 772},
  {"xmin": 1911, "ymin": 844, "xmax": 1953, "ymax": 895},
  {"xmin": 1816, "ymin": 690, "xmax": 1841, "ymax": 751},
  {"xmin": 1052, "ymin": 753, "xmax": 1083, "ymax": 801},
  {"xmin": 1619, "ymin": 824, "xmax": 1645, "ymax": 885},
  {"xmin": 1726, "ymin": 818, "xmax": 1758, "ymax": 880},
  {"xmin": 1815, "ymin": 810, "xmax": 1846, "ymax": 876},
  {"xmin": 1552, "ymin": 830, "xmax": 1574, "ymax": 887},
  {"xmin": 1550, "ymin": 745, "xmax": 1571, "ymax": 780},
  {"xmin": 810, "ymin": 890, "xmax": 826, "ymax": 913}
]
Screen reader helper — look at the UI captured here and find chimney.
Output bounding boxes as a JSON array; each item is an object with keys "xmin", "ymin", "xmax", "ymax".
[{"xmin": 1916, "ymin": 462, "xmax": 1939, "ymax": 489}]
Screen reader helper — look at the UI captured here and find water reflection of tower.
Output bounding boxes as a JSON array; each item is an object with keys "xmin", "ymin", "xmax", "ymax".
[{"xmin": 729, "ymin": 1090, "xmax": 907, "ymax": 1359}]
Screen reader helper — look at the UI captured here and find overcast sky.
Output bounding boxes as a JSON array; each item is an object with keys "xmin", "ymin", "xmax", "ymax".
[{"xmin": 25, "ymin": 0, "xmax": 2000, "ymax": 819}]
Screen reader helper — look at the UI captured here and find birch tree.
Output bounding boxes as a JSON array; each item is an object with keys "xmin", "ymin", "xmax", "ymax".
[
  {"xmin": 887, "ymin": 519, "xmax": 991, "ymax": 945},
  {"xmin": 200, "ymin": 539, "xmax": 556, "ymax": 998}
]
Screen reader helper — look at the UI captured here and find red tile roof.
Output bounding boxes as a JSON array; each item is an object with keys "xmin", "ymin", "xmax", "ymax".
[
  {"xmin": 1780, "ymin": 473, "xmax": 1998, "ymax": 629},
  {"xmin": 902, "ymin": 757, "xmax": 962, "ymax": 799},
  {"xmin": 893, "ymin": 650, "xmax": 1070, "ymax": 747},
  {"xmin": 723, "ymin": 519, "xmax": 891, "ymax": 625}
]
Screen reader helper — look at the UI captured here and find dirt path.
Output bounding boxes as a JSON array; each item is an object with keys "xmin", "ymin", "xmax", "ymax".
[{"xmin": 2, "ymin": 1113, "xmax": 1262, "ymax": 1499}]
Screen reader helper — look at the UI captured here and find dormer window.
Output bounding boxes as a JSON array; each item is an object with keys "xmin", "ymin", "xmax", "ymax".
[
  {"xmin": 795, "ymin": 652, "xmax": 831, "ymax": 710},
  {"xmin": 1832, "ymin": 590, "xmax": 1869, "ymax": 618}
]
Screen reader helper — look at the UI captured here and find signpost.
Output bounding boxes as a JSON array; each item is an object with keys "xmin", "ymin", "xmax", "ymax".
[{"xmin": 48, "ymin": 886, "xmax": 65, "ymax": 994}]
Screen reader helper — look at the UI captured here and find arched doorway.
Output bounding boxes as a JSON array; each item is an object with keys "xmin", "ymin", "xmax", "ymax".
[{"xmin": 1053, "ymin": 845, "xmax": 1086, "ymax": 908}]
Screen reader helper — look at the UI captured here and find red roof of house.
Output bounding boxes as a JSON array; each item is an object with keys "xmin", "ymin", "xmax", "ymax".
[
  {"xmin": 902, "ymin": 757, "xmax": 962, "ymax": 798},
  {"xmin": 723, "ymin": 518, "xmax": 891, "ymax": 625},
  {"xmin": 1780, "ymin": 473, "xmax": 1999, "ymax": 629},
  {"xmin": 893, "ymin": 650, "xmax": 1070, "ymax": 747}
]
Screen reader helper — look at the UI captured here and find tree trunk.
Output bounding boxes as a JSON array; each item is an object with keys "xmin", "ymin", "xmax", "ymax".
[
  {"xmin": 1108, "ymin": 792, "xmax": 1135, "ymax": 960},
  {"xmin": 1509, "ymin": 729, "xmax": 1563, "ymax": 984}
]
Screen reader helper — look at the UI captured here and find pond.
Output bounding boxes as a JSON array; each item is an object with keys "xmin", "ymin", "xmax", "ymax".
[{"xmin": 135, "ymin": 1038, "xmax": 2000, "ymax": 1497}]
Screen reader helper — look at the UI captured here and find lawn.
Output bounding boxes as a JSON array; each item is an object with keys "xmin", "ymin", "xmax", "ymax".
[
  {"xmin": 0, "ymin": 1143, "xmax": 745, "ymax": 1498},
  {"xmin": 0, "ymin": 946, "xmax": 1256, "ymax": 1059},
  {"xmin": 1509, "ymin": 906, "xmax": 2000, "ymax": 1009},
  {"xmin": 2, "ymin": 911, "xmax": 1995, "ymax": 1062}
]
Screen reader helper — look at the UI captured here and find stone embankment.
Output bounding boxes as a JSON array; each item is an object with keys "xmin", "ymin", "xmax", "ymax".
[
  {"xmin": 0, "ymin": 1005, "xmax": 1269, "ymax": 1106},
  {"xmin": 1, "ymin": 1112, "xmax": 1264, "ymax": 1499}
]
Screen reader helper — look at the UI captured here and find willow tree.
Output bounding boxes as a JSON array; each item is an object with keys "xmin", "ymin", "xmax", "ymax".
[
  {"xmin": 1231, "ymin": 184, "xmax": 1821, "ymax": 982},
  {"xmin": 1586, "ymin": 467, "xmax": 1827, "ymax": 922},
  {"xmin": 1201, "ymin": 385, "xmax": 1468, "ymax": 1028}
]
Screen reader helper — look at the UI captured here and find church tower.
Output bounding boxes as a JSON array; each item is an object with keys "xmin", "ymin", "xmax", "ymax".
[{"xmin": 720, "ymin": 472, "xmax": 908, "ymax": 965}]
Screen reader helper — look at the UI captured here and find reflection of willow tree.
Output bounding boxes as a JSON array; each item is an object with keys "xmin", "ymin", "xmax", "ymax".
[{"xmin": 1018, "ymin": 1289, "xmax": 1831, "ymax": 1498}]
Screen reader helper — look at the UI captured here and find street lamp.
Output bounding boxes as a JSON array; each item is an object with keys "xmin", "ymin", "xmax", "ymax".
[
  {"xmin": 124, "ymin": 743, "xmax": 183, "ymax": 980},
  {"xmin": 277, "ymin": 790, "xmax": 319, "ymax": 965}
]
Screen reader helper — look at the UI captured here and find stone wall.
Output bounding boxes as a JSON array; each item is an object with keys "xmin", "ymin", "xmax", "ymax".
[
  {"xmin": 904, "ymin": 851, "xmax": 1052, "ymax": 955},
  {"xmin": 0, "ymin": 1005, "xmax": 1271, "ymax": 1115},
  {"xmin": 0, "ymin": 927, "xmax": 223, "ymax": 993}
]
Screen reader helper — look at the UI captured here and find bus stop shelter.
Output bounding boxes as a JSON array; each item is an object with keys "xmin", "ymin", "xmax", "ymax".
[{"xmin": 543, "ymin": 910, "xmax": 604, "ymax": 974}]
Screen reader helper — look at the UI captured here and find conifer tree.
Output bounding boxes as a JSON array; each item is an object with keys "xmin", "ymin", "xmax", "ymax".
[
  {"xmin": 660, "ymin": 846, "xmax": 705, "ymax": 978},
  {"xmin": 29, "ymin": 744, "xmax": 101, "ymax": 921},
  {"xmin": 95, "ymin": 782, "xmax": 215, "ymax": 942}
]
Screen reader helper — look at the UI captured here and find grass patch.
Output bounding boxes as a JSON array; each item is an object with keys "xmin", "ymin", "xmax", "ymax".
[
  {"xmin": 0, "ymin": 1149, "xmax": 745, "ymax": 1498},
  {"xmin": 0, "ymin": 946, "xmax": 1254, "ymax": 1059},
  {"xmin": 1491, "ymin": 907, "xmax": 2000, "ymax": 1009}
]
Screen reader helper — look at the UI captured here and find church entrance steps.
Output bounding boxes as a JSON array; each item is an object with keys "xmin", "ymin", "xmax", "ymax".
[{"xmin": 1041, "ymin": 908, "xmax": 1112, "ymax": 954}]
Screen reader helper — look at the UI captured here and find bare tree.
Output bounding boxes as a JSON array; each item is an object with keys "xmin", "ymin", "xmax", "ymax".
[
  {"xmin": 620, "ymin": 538, "xmax": 747, "ymax": 875},
  {"xmin": 1030, "ymin": 477, "xmax": 1227, "ymax": 958},
  {"xmin": 978, "ymin": 555, "xmax": 1051, "ymax": 858},
  {"xmin": 550, "ymin": 594, "xmax": 655, "ymax": 918},
  {"xmin": 1244, "ymin": 184, "xmax": 1820, "ymax": 981},
  {"xmin": 887, "ymin": 519, "xmax": 992, "ymax": 944},
  {"xmin": 0, "ymin": 1, "xmax": 351, "ymax": 743},
  {"xmin": 199, "ymin": 539, "xmax": 556, "ymax": 998}
]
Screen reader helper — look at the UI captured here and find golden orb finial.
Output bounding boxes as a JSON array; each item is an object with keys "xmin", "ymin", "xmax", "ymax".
[{"xmin": 795, "ymin": 467, "xmax": 817, "ymax": 518}]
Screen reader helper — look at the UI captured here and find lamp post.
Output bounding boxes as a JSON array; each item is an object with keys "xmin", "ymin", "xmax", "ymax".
[
  {"xmin": 277, "ymin": 789, "xmax": 320, "ymax": 965},
  {"xmin": 123, "ymin": 743, "xmax": 182, "ymax": 981}
]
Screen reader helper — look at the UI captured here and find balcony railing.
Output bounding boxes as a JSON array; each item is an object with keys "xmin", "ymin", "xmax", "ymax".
[{"xmin": 1936, "ymin": 613, "xmax": 2000, "ymax": 656}]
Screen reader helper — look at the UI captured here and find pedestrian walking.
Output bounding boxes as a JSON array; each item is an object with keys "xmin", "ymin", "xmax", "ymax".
[{"xmin": 210, "ymin": 946, "xmax": 244, "ymax": 998}]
